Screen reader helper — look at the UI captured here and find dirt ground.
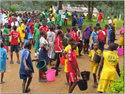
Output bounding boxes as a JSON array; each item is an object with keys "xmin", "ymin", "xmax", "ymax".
[{"xmin": 0, "ymin": 32, "xmax": 124, "ymax": 93}]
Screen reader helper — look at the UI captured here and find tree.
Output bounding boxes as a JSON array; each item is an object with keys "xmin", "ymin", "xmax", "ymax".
[{"xmin": 88, "ymin": 1, "xmax": 94, "ymax": 20}]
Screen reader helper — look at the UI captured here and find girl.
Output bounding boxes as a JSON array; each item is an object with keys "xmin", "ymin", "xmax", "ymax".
[
  {"xmin": 97, "ymin": 43, "xmax": 120, "ymax": 93},
  {"xmin": 119, "ymin": 23, "xmax": 124, "ymax": 48},
  {"xmin": 0, "ymin": 41, "xmax": 7, "ymax": 84},
  {"xmin": 19, "ymin": 41, "xmax": 34, "ymax": 93},
  {"xmin": 39, "ymin": 30, "xmax": 49, "ymax": 82},
  {"xmin": 55, "ymin": 31, "xmax": 63, "ymax": 76},
  {"xmin": 47, "ymin": 24, "xmax": 56, "ymax": 65}
]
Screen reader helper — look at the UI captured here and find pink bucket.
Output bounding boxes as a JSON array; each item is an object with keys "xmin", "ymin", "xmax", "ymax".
[
  {"xmin": 118, "ymin": 48, "xmax": 124, "ymax": 55},
  {"xmin": 46, "ymin": 69, "xmax": 56, "ymax": 82}
]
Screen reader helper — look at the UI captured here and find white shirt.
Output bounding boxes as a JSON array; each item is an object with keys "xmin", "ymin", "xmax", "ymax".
[
  {"xmin": 11, "ymin": 21, "xmax": 19, "ymax": 27},
  {"xmin": 77, "ymin": 29, "xmax": 82, "ymax": 40},
  {"xmin": 17, "ymin": 16, "xmax": 21, "ymax": 22},
  {"xmin": 47, "ymin": 31, "xmax": 56, "ymax": 46},
  {"xmin": 39, "ymin": 37, "xmax": 49, "ymax": 50}
]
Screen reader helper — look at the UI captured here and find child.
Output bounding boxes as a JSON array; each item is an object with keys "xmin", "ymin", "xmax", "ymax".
[
  {"xmin": 19, "ymin": 41, "xmax": 34, "ymax": 93},
  {"xmin": 63, "ymin": 10, "xmax": 68, "ymax": 25},
  {"xmin": 34, "ymin": 23, "xmax": 41, "ymax": 57},
  {"xmin": 39, "ymin": 21, "xmax": 49, "ymax": 33},
  {"xmin": 55, "ymin": 31, "xmax": 63, "ymax": 76},
  {"xmin": 89, "ymin": 42, "xmax": 101, "ymax": 88},
  {"xmin": 78, "ymin": 15, "xmax": 83, "ymax": 27},
  {"xmin": 91, "ymin": 26, "xmax": 98, "ymax": 49},
  {"xmin": 0, "ymin": 41, "xmax": 7, "ymax": 84},
  {"xmin": 110, "ymin": 26, "xmax": 116, "ymax": 44},
  {"xmin": 119, "ymin": 23, "xmax": 124, "ymax": 48},
  {"xmin": 65, "ymin": 27, "xmax": 72, "ymax": 38},
  {"xmin": 39, "ymin": 30, "xmax": 49, "ymax": 82},
  {"xmin": 4, "ymin": 26, "xmax": 22, "ymax": 64},
  {"xmin": 47, "ymin": 24, "xmax": 56, "ymax": 65},
  {"xmin": 102, "ymin": 24, "xmax": 109, "ymax": 44},
  {"xmin": 97, "ymin": 43, "xmax": 120, "ymax": 93},
  {"xmin": 63, "ymin": 37, "xmax": 73, "ymax": 85},
  {"xmin": 77, "ymin": 26, "xmax": 83, "ymax": 56},
  {"xmin": 113, "ymin": 16, "xmax": 117, "ymax": 31},
  {"xmin": 67, "ymin": 40, "xmax": 80, "ymax": 93}
]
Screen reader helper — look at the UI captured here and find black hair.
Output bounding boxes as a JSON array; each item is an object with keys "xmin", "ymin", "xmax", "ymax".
[
  {"xmin": 72, "ymin": 26, "xmax": 76, "ymax": 31},
  {"xmin": 94, "ymin": 26, "xmax": 97, "ymax": 30},
  {"xmin": 114, "ymin": 16, "xmax": 117, "ymax": 18},
  {"xmin": 0, "ymin": 41, "xmax": 4, "ymax": 48},
  {"xmin": 105, "ymin": 24, "xmax": 109, "ymax": 28},
  {"xmin": 98, "ymin": 26, "xmax": 101, "ymax": 30},
  {"xmin": 70, "ymin": 40, "xmax": 76, "ymax": 46},
  {"xmin": 57, "ymin": 25, "xmax": 62, "ymax": 29},
  {"xmin": 40, "ymin": 30, "xmax": 46, "ymax": 36},
  {"xmin": 99, "ymin": 9, "xmax": 101, "ymax": 12},
  {"xmin": 78, "ymin": 26, "xmax": 82, "ymax": 28},
  {"xmin": 68, "ymin": 37, "xmax": 74, "ymax": 42},
  {"xmin": 111, "ymin": 26, "xmax": 115, "ymax": 31},
  {"xmin": 96, "ymin": 23, "xmax": 100, "ymax": 27},
  {"xmin": 50, "ymin": 24, "xmax": 54, "ymax": 31},
  {"xmin": 57, "ymin": 30, "xmax": 62, "ymax": 36},
  {"xmin": 13, "ymin": 25, "xmax": 17, "ymax": 31},
  {"xmin": 67, "ymin": 27, "xmax": 70, "ymax": 33},
  {"xmin": 109, "ymin": 43, "xmax": 118, "ymax": 51},
  {"xmin": 24, "ymin": 41, "xmax": 32, "ymax": 49}
]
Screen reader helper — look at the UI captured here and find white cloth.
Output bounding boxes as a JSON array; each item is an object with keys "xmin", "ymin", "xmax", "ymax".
[
  {"xmin": 47, "ymin": 31, "xmax": 56, "ymax": 59},
  {"xmin": 39, "ymin": 37, "xmax": 49, "ymax": 50},
  {"xmin": 77, "ymin": 29, "xmax": 82, "ymax": 40},
  {"xmin": 17, "ymin": 16, "xmax": 21, "ymax": 22},
  {"xmin": 11, "ymin": 21, "xmax": 19, "ymax": 27},
  {"xmin": 2, "ymin": 13, "xmax": 8, "ymax": 25}
]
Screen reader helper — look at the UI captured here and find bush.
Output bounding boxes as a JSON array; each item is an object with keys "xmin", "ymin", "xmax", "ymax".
[{"xmin": 106, "ymin": 70, "xmax": 124, "ymax": 93}]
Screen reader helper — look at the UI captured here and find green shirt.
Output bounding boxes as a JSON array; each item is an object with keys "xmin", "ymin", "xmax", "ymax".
[
  {"xmin": 47, "ymin": 20, "xmax": 55, "ymax": 28},
  {"xmin": 45, "ymin": 12, "xmax": 49, "ymax": 18},
  {"xmin": 34, "ymin": 22, "xmax": 38, "ymax": 29},
  {"xmin": 3, "ymin": 27, "xmax": 9, "ymax": 40},
  {"xmin": 56, "ymin": 13, "xmax": 61, "ymax": 21},
  {"xmin": 34, "ymin": 27, "xmax": 40, "ymax": 39},
  {"xmin": 39, "ymin": 21, "xmax": 42, "ymax": 25},
  {"xmin": 64, "ymin": 12, "xmax": 68, "ymax": 18}
]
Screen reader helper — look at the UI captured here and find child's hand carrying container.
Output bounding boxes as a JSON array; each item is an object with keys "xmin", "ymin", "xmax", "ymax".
[{"xmin": 46, "ymin": 69, "xmax": 56, "ymax": 82}]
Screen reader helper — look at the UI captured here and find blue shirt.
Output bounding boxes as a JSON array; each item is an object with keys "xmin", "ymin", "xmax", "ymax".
[
  {"xmin": 19, "ymin": 49, "xmax": 34, "ymax": 75},
  {"xmin": 84, "ymin": 26, "xmax": 93, "ymax": 39},
  {"xmin": 78, "ymin": 17, "xmax": 83, "ymax": 26},
  {"xmin": 108, "ymin": 27, "xmax": 112, "ymax": 41},
  {"xmin": 92, "ymin": 31, "xmax": 98, "ymax": 44},
  {"xmin": 0, "ymin": 48, "xmax": 7, "ymax": 71},
  {"xmin": 25, "ymin": 26, "xmax": 30, "ymax": 39}
]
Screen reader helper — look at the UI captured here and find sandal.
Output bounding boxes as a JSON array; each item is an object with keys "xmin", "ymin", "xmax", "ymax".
[
  {"xmin": 25, "ymin": 88, "xmax": 30, "ymax": 93},
  {"xmin": 39, "ymin": 79, "xmax": 47, "ymax": 82},
  {"xmin": 10, "ymin": 61, "xmax": 14, "ymax": 64},
  {"xmin": 17, "ymin": 60, "xmax": 20, "ymax": 64}
]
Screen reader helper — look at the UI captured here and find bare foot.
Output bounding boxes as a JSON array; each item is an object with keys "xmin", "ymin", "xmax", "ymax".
[
  {"xmin": 0, "ymin": 80, "xmax": 5, "ymax": 84},
  {"xmin": 93, "ymin": 83, "xmax": 97, "ymax": 88}
]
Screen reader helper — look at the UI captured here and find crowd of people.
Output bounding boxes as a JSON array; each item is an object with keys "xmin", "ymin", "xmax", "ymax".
[{"xmin": 0, "ymin": 7, "xmax": 124, "ymax": 93}]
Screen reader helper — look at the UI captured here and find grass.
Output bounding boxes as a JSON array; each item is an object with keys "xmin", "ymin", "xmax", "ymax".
[{"xmin": 62, "ymin": 18, "xmax": 124, "ymax": 33}]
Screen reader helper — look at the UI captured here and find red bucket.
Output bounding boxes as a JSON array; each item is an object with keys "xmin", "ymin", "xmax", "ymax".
[{"xmin": 59, "ymin": 55, "xmax": 65, "ymax": 65}]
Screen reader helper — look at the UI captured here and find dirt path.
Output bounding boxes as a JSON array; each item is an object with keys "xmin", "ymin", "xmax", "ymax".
[{"xmin": 1, "ymin": 33, "xmax": 124, "ymax": 93}]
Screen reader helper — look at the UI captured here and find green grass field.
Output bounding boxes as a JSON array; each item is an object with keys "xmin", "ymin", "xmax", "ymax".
[{"xmin": 62, "ymin": 18, "xmax": 124, "ymax": 33}]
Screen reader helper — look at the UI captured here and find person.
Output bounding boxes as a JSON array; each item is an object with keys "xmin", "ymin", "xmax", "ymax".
[
  {"xmin": 91, "ymin": 26, "xmax": 98, "ymax": 49},
  {"xmin": 55, "ymin": 10, "xmax": 62, "ymax": 26},
  {"xmin": 55, "ymin": 31, "xmax": 63, "ymax": 76},
  {"xmin": 72, "ymin": 11, "xmax": 78, "ymax": 26},
  {"xmin": 47, "ymin": 16, "xmax": 55, "ymax": 28},
  {"xmin": 39, "ymin": 21, "xmax": 49, "ymax": 33},
  {"xmin": 110, "ymin": 26, "xmax": 116, "ymax": 44},
  {"xmin": 47, "ymin": 24, "xmax": 56, "ymax": 65},
  {"xmin": 97, "ymin": 43, "xmax": 120, "ymax": 93},
  {"xmin": 63, "ymin": 10, "xmax": 68, "ymax": 25},
  {"xmin": 113, "ymin": 16, "xmax": 117, "ymax": 32},
  {"xmin": 65, "ymin": 27, "xmax": 72, "ymax": 38},
  {"xmin": 119, "ymin": 23, "xmax": 124, "ymax": 48},
  {"xmin": 11, "ymin": 17, "xmax": 19, "ymax": 29},
  {"xmin": 102, "ymin": 24, "xmax": 109, "ymax": 44},
  {"xmin": 3, "ymin": 23, "xmax": 9, "ymax": 46},
  {"xmin": 67, "ymin": 40, "xmax": 80, "ymax": 93},
  {"xmin": 44, "ymin": 9, "xmax": 49, "ymax": 20},
  {"xmin": 19, "ymin": 41, "xmax": 34, "ymax": 93},
  {"xmin": 4, "ymin": 26, "xmax": 21, "ymax": 64},
  {"xmin": 34, "ymin": 23, "xmax": 41, "ymax": 57},
  {"xmin": 83, "ymin": 23, "xmax": 93, "ymax": 54},
  {"xmin": 77, "ymin": 26, "xmax": 83, "ymax": 56},
  {"xmin": 0, "ymin": 41, "xmax": 7, "ymax": 84},
  {"xmin": 39, "ymin": 31, "xmax": 49, "ymax": 82},
  {"xmin": 98, "ymin": 27, "xmax": 106, "ymax": 52},
  {"xmin": 108, "ymin": 23, "xmax": 112, "ymax": 45},
  {"xmin": 89, "ymin": 42, "xmax": 101, "ymax": 88},
  {"xmin": 17, "ymin": 22, "xmax": 25, "ymax": 48},
  {"xmin": 78, "ymin": 15, "xmax": 83, "ymax": 27},
  {"xmin": 49, "ymin": 5, "xmax": 54, "ymax": 16},
  {"xmin": 63, "ymin": 37, "xmax": 73, "ymax": 85},
  {"xmin": 97, "ymin": 9, "xmax": 102, "ymax": 24}
]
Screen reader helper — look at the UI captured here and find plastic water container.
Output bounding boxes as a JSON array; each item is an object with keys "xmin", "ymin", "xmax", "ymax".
[
  {"xmin": 46, "ymin": 69, "xmax": 56, "ymax": 82},
  {"xmin": 81, "ymin": 71, "xmax": 90, "ymax": 80},
  {"xmin": 77, "ymin": 79, "xmax": 88, "ymax": 91},
  {"xmin": 118, "ymin": 48, "xmax": 124, "ymax": 56}
]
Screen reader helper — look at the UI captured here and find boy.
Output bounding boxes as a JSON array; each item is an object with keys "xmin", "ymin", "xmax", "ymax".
[
  {"xmin": 89, "ymin": 42, "xmax": 101, "ymax": 88},
  {"xmin": 67, "ymin": 40, "xmax": 80, "ymax": 93},
  {"xmin": 102, "ymin": 24, "xmax": 109, "ymax": 44},
  {"xmin": 39, "ymin": 21, "xmax": 49, "ymax": 33},
  {"xmin": 113, "ymin": 16, "xmax": 117, "ymax": 31},
  {"xmin": 55, "ymin": 10, "xmax": 62, "ymax": 26},
  {"xmin": 34, "ymin": 23, "xmax": 41, "ymax": 57},
  {"xmin": 0, "ymin": 41, "xmax": 7, "ymax": 84},
  {"xmin": 4, "ymin": 26, "xmax": 21, "ymax": 64},
  {"xmin": 83, "ymin": 23, "xmax": 93, "ymax": 54},
  {"xmin": 97, "ymin": 43, "xmax": 120, "ymax": 93},
  {"xmin": 3, "ymin": 23, "xmax": 9, "ymax": 46},
  {"xmin": 97, "ymin": 9, "xmax": 102, "ymax": 24},
  {"xmin": 63, "ymin": 10, "xmax": 68, "ymax": 25},
  {"xmin": 19, "ymin": 41, "xmax": 34, "ymax": 93}
]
